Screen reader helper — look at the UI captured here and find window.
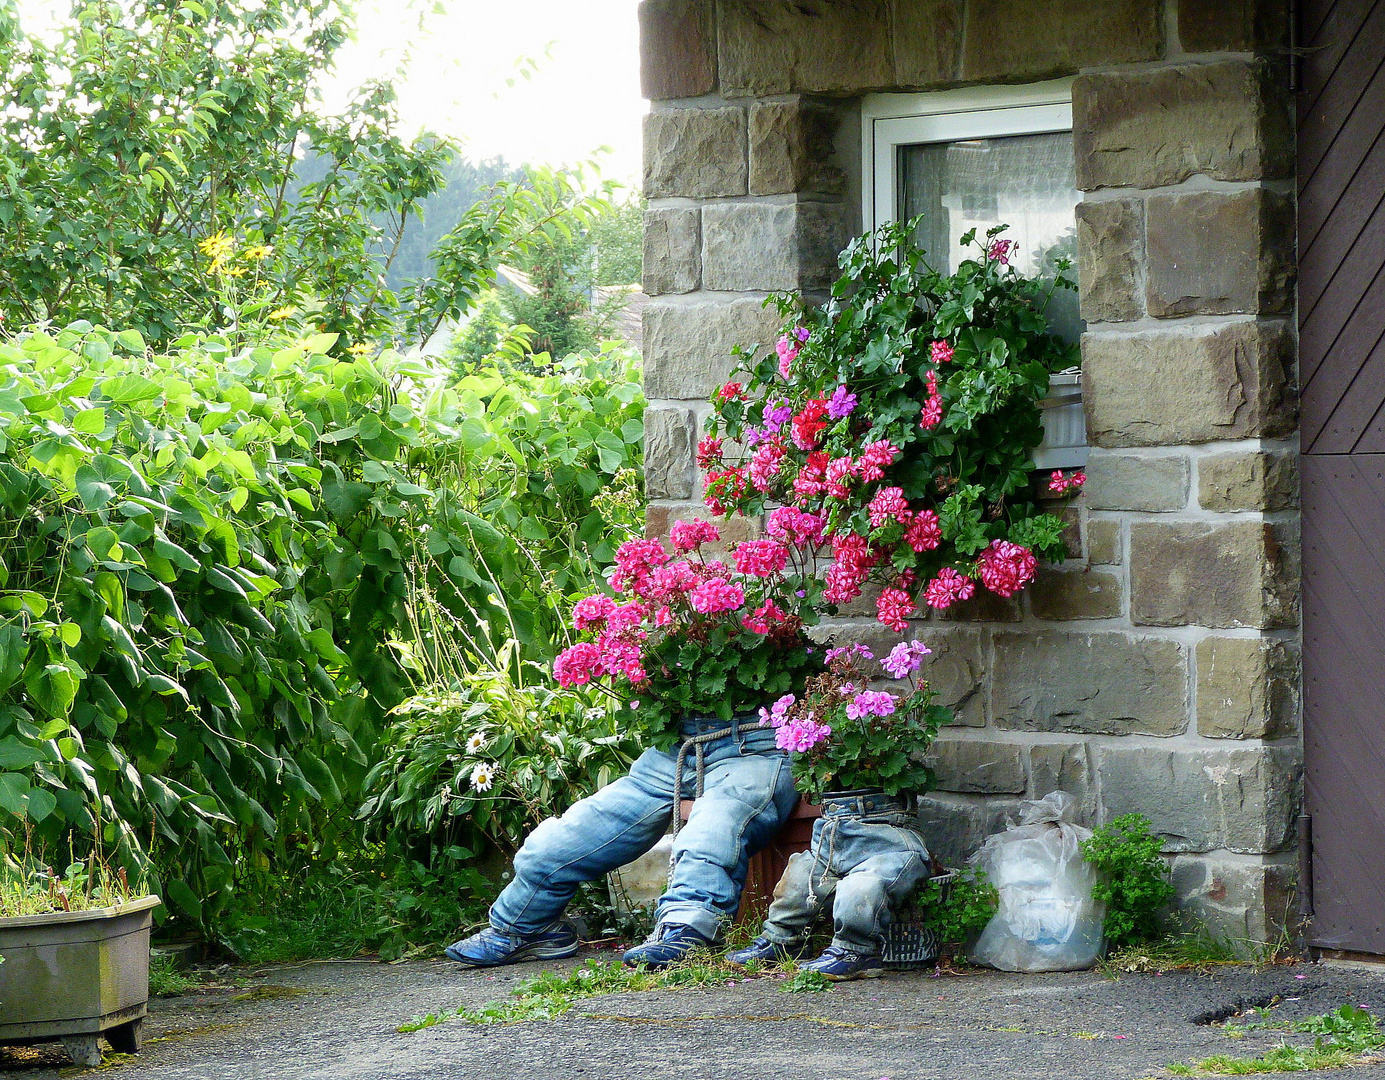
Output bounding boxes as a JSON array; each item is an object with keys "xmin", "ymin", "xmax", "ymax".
[{"xmin": 861, "ymin": 80, "xmax": 1082, "ymax": 343}]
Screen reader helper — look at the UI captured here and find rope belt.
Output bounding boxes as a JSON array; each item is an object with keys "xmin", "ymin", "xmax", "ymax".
[{"xmin": 667, "ymin": 723, "xmax": 737, "ymax": 885}]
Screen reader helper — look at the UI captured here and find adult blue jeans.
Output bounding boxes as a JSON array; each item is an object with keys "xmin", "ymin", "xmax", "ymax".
[
  {"xmin": 759, "ymin": 791, "xmax": 930, "ymax": 954},
  {"xmin": 488, "ymin": 714, "xmax": 797, "ymax": 942}
]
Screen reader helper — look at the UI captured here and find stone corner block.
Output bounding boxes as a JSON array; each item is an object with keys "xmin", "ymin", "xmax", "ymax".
[
  {"xmin": 1029, "ymin": 566, "xmax": 1123, "ymax": 621},
  {"xmin": 1170, "ymin": 852, "xmax": 1295, "ymax": 951},
  {"xmin": 717, "ymin": 0, "xmax": 892, "ymax": 97},
  {"xmin": 748, "ymin": 98, "xmax": 846, "ymax": 196},
  {"xmin": 1085, "ymin": 451, "xmax": 1190, "ymax": 512},
  {"xmin": 644, "ymin": 106, "xmax": 747, "ymax": 199},
  {"xmin": 639, "ymin": 0, "xmax": 717, "ymax": 100},
  {"xmin": 1076, "ymin": 197, "xmax": 1144, "ymax": 324},
  {"xmin": 1097, "ymin": 744, "xmax": 1301, "ymax": 854},
  {"xmin": 992, "ymin": 629, "xmax": 1188, "ymax": 736},
  {"xmin": 1146, "ymin": 188, "xmax": 1296, "ymax": 318},
  {"xmin": 1083, "ymin": 320, "xmax": 1297, "ymax": 448},
  {"xmin": 642, "ymin": 297, "xmax": 782, "ymax": 400},
  {"xmin": 645, "ymin": 502, "xmax": 761, "ymax": 545},
  {"xmin": 702, "ymin": 200, "xmax": 849, "ymax": 293},
  {"xmin": 961, "ymin": 0, "xmax": 1162, "ymax": 83},
  {"xmin": 1198, "ymin": 448, "xmax": 1299, "ymax": 512},
  {"xmin": 1130, "ymin": 519, "xmax": 1299, "ymax": 629},
  {"xmin": 643, "ymin": 405, "xmax": 697, "ymax": 500},
  {"xmin": 1075, "ymin": 60, "xmax": 1293, "ymax": 190},
  {"xmin": 643, "ymin": 207, "xmax": 701, "ymax": 296},
  {"xmin": 1196, "ymin": 635, "xmax": 1300, "ymax": 739},
  {"xmin": 1177, "ymin": 0, "xmax": 1290, "ymax": 54},
  {"xmin": 1027, "ymin": 741, "xmax": 1097, "ymax": 822}
]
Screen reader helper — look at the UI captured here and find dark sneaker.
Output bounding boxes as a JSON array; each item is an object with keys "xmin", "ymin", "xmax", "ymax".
[
  {"xmin": 622, "ymin": 923, "xmax": 717, "ymax": 969},
  {"xmin": 800, "ymin": 945, "xmax": 886, "ymax": 981},
  {"xmin": 444, "ymin": 922, "xmax": 579, "ymax": 967},
  {"xmin": 725, "ymin": 936, "xmax": 810, "ymax": 967}
]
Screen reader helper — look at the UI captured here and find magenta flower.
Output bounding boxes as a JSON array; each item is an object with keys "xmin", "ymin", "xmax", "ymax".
[
  {"xmin": 553, "ymin": 642, "xmax": 602, "ymax": 687},
  {"xmin": 977, "ymin": 539, "xmax": 1038, "ymax": 598},
  {"xmin": 689, "ymin": 577, "xmax": 745, "ymax": 614},
  {"xmin": 733, "ymin": 539, "xmax": 790, "ymax": 577},
  {"xmin": 988, "ymin": 238, "xmax": 1014, "ymax": 264},
  {"xmin": 776, "ymin": 716, "xmax": 832, "ymax": 752},
  {"xmin": 876, "ymin": 586, "xmax": 915, "ymax": 632},
  {"xmin": 670, "ymin": 519, "xmax": 720, "ymax": 553},
  {"xmin": 758, "ymin": 693, "xmax": 796, "ymax": 728},
  {"xmin": 868, "ymin": 486, "xmax": 910, "ymax": 529},
  {"xmin": 922, "ymin": 568, "xmax": 975, "ymax": 610},
  {"xmin": 846, "ymin": 690, "xmax": 897, "ymax": 720},
  {"xmin": 826, "ymin": 385, "xmax": 858, "ymax": 420},
  {"xmin": 572, "ymin": 594, "xmax": 616, "ymax": 631},
  {"xmin": 930, "ymin": 340, "xmax": 955, "ymax": 365},
  {"xmin": 882, "ymin": 640, "xmax": 932, "ymax": 679},
  {"xmin": 904, "ymin": 510, "xmax": 941, "ymax": 553}
]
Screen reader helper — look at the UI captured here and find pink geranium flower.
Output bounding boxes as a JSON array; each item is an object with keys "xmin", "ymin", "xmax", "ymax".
[
  {"xmin": 977, "ymin": 539, "xmax": 1037, "ymax": 598},
  {"xmin": 876, "ymin": 586, "xmax": 915, "ymax": 632},
  {"xmin": 689, "ymin": 577, "xmax": 745, "ymax": 614},
  {"xmin": 670, "ymin": 518, "xmax": 720, "ymax": 553},
  {"xmin": 922, "ymin": 568, "xmax": 975, "ymax": 610}
]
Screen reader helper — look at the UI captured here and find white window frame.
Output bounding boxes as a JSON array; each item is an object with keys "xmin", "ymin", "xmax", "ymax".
[{"xmin": 860, "ymin": 78, "xmax": 1075, "ymax": 238}]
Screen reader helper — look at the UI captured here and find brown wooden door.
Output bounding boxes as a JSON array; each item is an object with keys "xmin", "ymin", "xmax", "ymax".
[{"xmin": 1299, "ymin": 0, "xmax": 1385, "ymax": 953}]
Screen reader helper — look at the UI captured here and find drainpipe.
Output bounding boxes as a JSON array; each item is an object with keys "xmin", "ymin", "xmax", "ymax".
[{"xmin": 1296, "ymin": 813, "xmax": 1314, "ymax": 956}]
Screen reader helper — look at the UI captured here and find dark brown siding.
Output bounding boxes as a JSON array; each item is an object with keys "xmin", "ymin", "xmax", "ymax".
[{"xmin": 1300, "ymin": 0, "xmax": 1385, "ymax": 953}]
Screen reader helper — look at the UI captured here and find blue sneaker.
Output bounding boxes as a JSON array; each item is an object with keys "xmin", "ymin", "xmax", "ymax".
[
  {"xmin": 800, "ymin": 945, "xmax": 886, "ymax": 981},
  {"xmin": 444, "ymin": 922, "xmax": 579, "ymax": 967},
  {"xmin": 622, "ymin": 923, "xmax": 717, "ymax": 969},
  {"xmin": 725, "ymin": 936, "xmax": 810, "ymax": 967}
]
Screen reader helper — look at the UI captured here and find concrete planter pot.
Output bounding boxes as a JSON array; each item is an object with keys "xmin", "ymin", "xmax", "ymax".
[
  {"xmin": 0, "ymin": 894, "xmax": 159, "ymax": 1067},
  {"xmin": 1035, "ymin": 370, "xmax": 1087, "ymax": 470}
]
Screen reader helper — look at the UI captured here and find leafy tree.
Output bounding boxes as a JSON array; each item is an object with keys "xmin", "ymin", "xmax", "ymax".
[{"xmin": 0, "ymin": 0, "xmax": 602, "ymax": 349}]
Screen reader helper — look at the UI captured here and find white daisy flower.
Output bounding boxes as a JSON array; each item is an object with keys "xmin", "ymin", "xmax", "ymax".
[
  {"xmin": 465, "ymin": 732, "xmax": 486, "ymax": 754},
  {"xmin": 470, "ymin": 762, "xmax": 497, "ymax": 792}
]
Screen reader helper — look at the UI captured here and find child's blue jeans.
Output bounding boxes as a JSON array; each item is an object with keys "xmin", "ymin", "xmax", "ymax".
[
  {"xmin": 488, "ymin": 715, "xmax": 797, "ymax": 942},
  {"xmin": 759, "ymin": 791, "xmax": 930, "ymax": 954}
]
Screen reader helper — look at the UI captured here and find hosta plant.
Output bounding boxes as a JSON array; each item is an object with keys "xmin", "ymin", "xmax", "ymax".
[
  {"xmin": 703, "ymin": 221, "xmax": 1084, "ymax": 631},
  {"xmin": 758, "ymin": 639, "xmax": 950, "ymax": 800}
]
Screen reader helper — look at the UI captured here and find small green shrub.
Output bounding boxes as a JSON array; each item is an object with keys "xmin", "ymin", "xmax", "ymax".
[
  {"xmin": 1172, "ymin": 1005, "xmax": 1384, "ymax": 1075},
  {"xmin": 913, "ymin": 868, "xmax": 998, "ymax": 948},
  {"xmin": 1080, "ymin": 813, "xmax": 1175, "ymax": 949}
]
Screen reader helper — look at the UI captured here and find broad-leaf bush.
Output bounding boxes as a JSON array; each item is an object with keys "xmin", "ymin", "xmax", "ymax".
[{"xmin": 0, "ymin": 321, "xmax": 644, "ymax": 926}]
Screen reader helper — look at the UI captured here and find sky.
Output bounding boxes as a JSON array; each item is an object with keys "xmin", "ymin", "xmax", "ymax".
[{"xmin": 14, "ymin": 0, "xmax": 648, "ymax": 186}]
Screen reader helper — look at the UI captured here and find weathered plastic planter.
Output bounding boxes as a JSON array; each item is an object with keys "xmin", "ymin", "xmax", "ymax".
[
  {"xmin": 0, "ymin": 894, "xmax": 159, "ymax": 1067},
  {"xmin": 1034, "ymin": 369, "xmax": 1087, "ymax": 470}
]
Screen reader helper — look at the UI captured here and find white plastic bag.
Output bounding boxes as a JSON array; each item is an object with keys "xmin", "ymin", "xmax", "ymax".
[{"xmin": 968, "ymin": 790, "xmax": 1105, "ymax": 972}]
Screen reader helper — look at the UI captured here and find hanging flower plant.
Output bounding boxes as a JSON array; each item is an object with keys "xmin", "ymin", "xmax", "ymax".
[{"xmin": 703, "ymin": 220, "xmax": 1084, "ymax": 630}]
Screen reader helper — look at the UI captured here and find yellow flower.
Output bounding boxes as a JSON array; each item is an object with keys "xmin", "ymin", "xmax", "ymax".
[
  {"xmin": 197, "ymin": 231, "xmax": 234, "ymax": 260},
  {"xmin": 347, "ymin": 342, "xmax": 371, "ymax": 356},
  {"xmin": 222, "ymin": 265, "xmax": 247, "ymax": 278},
  {"xmin": 242, "ymin": 244, "xmax": 273, "ymax": 262},
  {"xmin": 268, "ymin": 307, "xmax": 294, "ymax": 321}
]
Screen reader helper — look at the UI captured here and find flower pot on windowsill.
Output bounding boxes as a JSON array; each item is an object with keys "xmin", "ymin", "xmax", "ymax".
[
  {"xmin": 1034, "ymin": 369, "xmax": 1087, "ymax": 471},
  {"xmin": 0, "ymin": 894, "xmax": 159, "ymax": 1067}
]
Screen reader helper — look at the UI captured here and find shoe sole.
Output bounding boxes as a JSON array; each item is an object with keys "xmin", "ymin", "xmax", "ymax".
[
  {"xmin": 446, "ymin": 940, "xmax": 580, "ymax": 966},
  {"xmin": 817, "ymin": 967, "xmax": 887, "ymax": 981}
]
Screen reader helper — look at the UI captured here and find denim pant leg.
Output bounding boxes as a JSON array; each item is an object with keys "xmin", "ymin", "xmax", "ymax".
[
  {"xmin": 488, "ymin": 747, "xmax": 675, "ymax": 936},
  {"xmin": 657, "ymin": 730, "xmax": 797, "ymax": 940},
  {"xmin": 759, "ymin": 848, "xmax": 838, "ymax": 945},
  {"xmin": 831, "ymin": 847, "xmax": 930, "ymax": 954}
]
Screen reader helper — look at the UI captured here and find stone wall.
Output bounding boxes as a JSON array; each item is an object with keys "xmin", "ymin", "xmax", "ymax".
[{"xmin": 640, "ymin": 0, "xmax": 1300, "ymax": 945}]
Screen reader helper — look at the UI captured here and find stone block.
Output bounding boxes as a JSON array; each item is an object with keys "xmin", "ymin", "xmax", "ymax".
[
  {"xmin": 936, "ymin": 588, "xmax": 1022, "ymax": 623},
  {"xmin": 749, "ymin": 99, "xmax": 845, "ymax": 196},
  {"xmin": 992, "ymin": 629, "xmax": 1188, "ymax": 736},
  {"xmin": 645, "ymin": 502, "xmax": 761, "ymax": 546},
  {"xmin": 1082, "ymin": 320, "xmax": 1297, "ymax": 447},
  {"xmin": 644, "ymin": 406, "xmax": 697, "ymax": 500},
  {"xmin": 1074, "ymin": 61, "xmax": 1293, "ymax": 190},
  {"xmin": 1029, "ymin": 566, "xmax": 1123, "ymax": 620},
  {"xmin": 1087, "ymin": 518, "xmax": 1121, "ymax": 564},
  {"xmin": 639, "ymin": 0, "xmax": 716, "ymax": 100},
  {"xmin": 1196, "ymin": 635, "xmax": 1300, "ymax": 739},
  {"xmin": 1146, "ymin": 189, "xmax": 1296, "ymax": 318},
  {"xmin": 701, "ymin": 200, "xmax": 849, "ymax": 292},
  {"xmin": 961, "ymin": 0, "xmax": 1161, "ymax": 83},
  {"xmin": 809, "ymin": 621, "xmax": 989, "ymax": 727},
  {"xmin": 1129, "ymin": 519, "xmax": 1299, "ymax": 629},
  {"xmin": 1198, "ymin": 448, "xmax": 1298, "ymax": 512},
  {"xmin": 1170, "ymin": 853, "xmax": 1295, "ymax": 950},
  {"xmin": 1076, "ymin": 198, "xmax": 1144, "ymax": 323},
  {"xmin": 1085, "ymin": 451, "xmax": 1190, "ymax": 512},
  {"xmin": 1027, "ymin": 741, "xmax": 1097, "ymax": 821},
  {"xmin": 917, "ymin": 792, "xmax": 1025, "ymax": 866},
  {"xmin": 1177, "ymin": 0, "xmax": 1289, "ymax": 53},
  {"xmin": 717, "ymin": 0, "xmax": 893, "ymax": 97},
  {"xmin": 929, "ymin": 738, "xmax": 1026, "ymax": 794},
  {"xmin": 1097, "ymin": 744, "xmax": 1301, "ymax": 853},
  {"xmin": 643, "ymin": 297, "xmax": 783, "ymax": 400},
  {"xmin": 643, "ymin": 207, "xmax": 701, "ymax": 295},
  {"xmin": 892, "ymin": 0, "xmax": 963, "ymax": 87},
  {"xmin": 643, "ymin": 107, "xmax": 747, "ymax": 198}
]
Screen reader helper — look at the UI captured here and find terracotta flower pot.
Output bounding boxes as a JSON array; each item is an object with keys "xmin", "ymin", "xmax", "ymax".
[{"xmin": 0, "ymin": 894, "xmax": 159, "ymax": 1066}]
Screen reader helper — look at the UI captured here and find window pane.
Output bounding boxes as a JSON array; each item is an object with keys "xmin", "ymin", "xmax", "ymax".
[{"xmin": 899, "ymin": 130, "xmax": 1082, "ymax": 344}]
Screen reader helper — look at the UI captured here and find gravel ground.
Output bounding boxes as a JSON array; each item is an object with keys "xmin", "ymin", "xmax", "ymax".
[{"xmin": 6, "ymin": 951, "xmax": 1385, "ymax": 1079}]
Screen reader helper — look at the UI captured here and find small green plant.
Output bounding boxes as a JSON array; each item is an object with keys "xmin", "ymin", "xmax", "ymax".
[
  {"xmin": 1171, "ymin": 1005, "xmax": 1384, "ymax": 1075},
  {"xmin": 148, "ymin": 953, "xmax": 198, "ymax": 997},
  {"xmin": 0, "ymin": 830, "xmax": 147, "ymax": 917},
  {"xmin": 780, "ymin": 968, "xmax": 832, "ymax": 994},
  {"xmin": 1080, "ymin": 814, "xmax": 1174, "ymax": 949},
  {"xmin": 912, "ymin": 868, "xmax": 999, "ymax": 949},
  {"xmin": 1099, "ymin": 928, "xmax": 1242, "ymax": 975}
]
